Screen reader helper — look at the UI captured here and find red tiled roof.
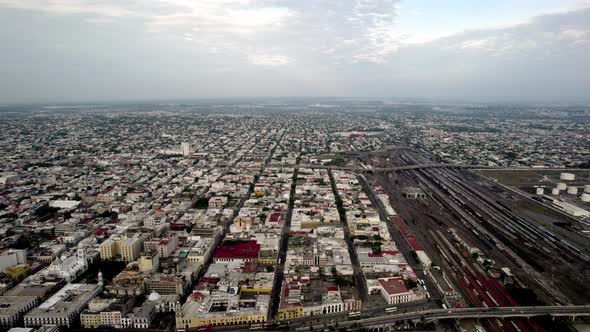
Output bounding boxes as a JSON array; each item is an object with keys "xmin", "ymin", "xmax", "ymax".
[
  {"xmin": 95, "ymin": 228, "xmax": 108, "ymax": 236},
  {"xmin": 79, "ymin": 217, "xmax": 95, "ymax": 224},
  {"xmin": 242, "ymin": 261, "xmax": 257, "ymax": 273},
  {"xmin": 289, "ymin": 231, "xmax": 310, "ymax": 236},
  {"xmin": 214, "ymin": 240, "xmax": 260, "ymax": 259},
  {"xmin": 378, "ymin": 277, "xmax": 409, "ymax": 295}
]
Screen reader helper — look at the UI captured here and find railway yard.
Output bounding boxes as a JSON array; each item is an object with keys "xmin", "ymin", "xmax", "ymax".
[{"xmin": 355, "ymin": 149, "xmax": 590, "ymax": 332}]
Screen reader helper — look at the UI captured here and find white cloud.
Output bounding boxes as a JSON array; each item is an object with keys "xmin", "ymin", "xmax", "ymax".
[
  {"xmin": 435, "ymin": 8, "xmax": 590, "ymax": 58},
  {"xmin": 0, "ymin": 0, "xmax": 402, "ymax": 64},
  {"xmin": 1, "ymin": 2, "xmax": 590, "ymax": 102},
  {"xmin": 560, "ymin": 28, "xmax": 590, "ymax": 43},
  {"xmin": 459, "ymin": 37, "xmax": 502, "ymax": 52},
  {"xmin": 248, "ymin": 53, "xmax": 291, "ymax": 66},
  {"xmin": 0, "ymin": 1, "xmax": 294, "ymax": 32},
  {"xmin": 2, "ymin": 0, "xmax": 588, "ymax": 70}
]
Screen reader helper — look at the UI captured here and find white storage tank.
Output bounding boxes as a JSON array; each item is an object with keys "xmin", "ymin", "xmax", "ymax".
[
  {"xmin": 560, "ymin": 172, "xmax": 575, "ymax": 181},
  {"xmin": 585, "ymin": 185, "xmax": 590, "ymax": 194},
  {"xmin": 567, "ymin": 186, "xmax": 578, "ymax": 195},
  {"xmin": 557, "ymin": 183, "xmax": 567, "ymax": 190},
  {"xmin": 536, "ymin": 188, "xmax": 544, "ymax": 195},
  {"xmin": 552, "ymin": 188, "xmax": 560, "ymax": 195},
  {"xmin": 582, "ymin": 193, "xmax": 590, "ymax": 202}
]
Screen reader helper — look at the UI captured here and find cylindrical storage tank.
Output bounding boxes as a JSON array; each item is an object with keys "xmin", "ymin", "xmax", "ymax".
[
  {"xmin": 552, "ymin": 188, "xmax": 560, "ymax": 195},
  {"xmin": 567, "ymin": 186, "xmax": 578, "ymax": 195},
  {"xmin": 560, "ymin": 172, "xmax": 575, "ymax": 181},
  {"xmin": 582, "ymin": 193, "xmax": 590, "ymax": 202},
  {"xmin": 536, "ymin": 188, "xmax": 544, "ymax": 195},
  {"xmin": 585, "ymin": 185, "xmax": 590, "ymax": 193},
  {"xmin": 557, "ymin": 183, "xmax": 567, "ymax": 190}
]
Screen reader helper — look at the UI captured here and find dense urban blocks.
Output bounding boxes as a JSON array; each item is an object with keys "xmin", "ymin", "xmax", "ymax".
[{"xmin": 0, "ymin": 103, "xmax": 588, "ymax": 331}]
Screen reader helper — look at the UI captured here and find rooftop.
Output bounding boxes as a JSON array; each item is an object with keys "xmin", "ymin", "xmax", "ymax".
[
  {"xmin": 378, "ymin": 277, "xmax": 409, "ymax": 296},
  {"xmin": 213, "ymin": 240, "xmax": 260, "ymax": 259}
]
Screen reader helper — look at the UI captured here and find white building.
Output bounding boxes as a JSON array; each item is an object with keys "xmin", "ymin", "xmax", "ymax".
[
  {"xmin": 374, "ymin": 277, "xmax": 417, "ymax": 305},
  {"xmin": 42, "ymin": 249, "xmax": 88, "ymax": 283},
  {"xmin": 181, "ymin": 142, "xmax": 191, "ymax": 156}
]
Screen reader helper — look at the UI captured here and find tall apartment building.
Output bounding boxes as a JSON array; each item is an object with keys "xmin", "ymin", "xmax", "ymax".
[
  {"xmin": 99, "ymin": 234, "xmax": 146, "ymax": 262},
  {"xmin": 143, "ymin": 233, "xmax": 179, "ymax": 258},
  {"xmin": 181, "ymin": 142, "xmax": 190, "ymax": 156}
]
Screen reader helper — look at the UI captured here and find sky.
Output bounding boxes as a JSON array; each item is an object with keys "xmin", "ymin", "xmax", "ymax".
[{"xmin": 0, "ymin": 0, "xmax": 589, "ymax": 103}]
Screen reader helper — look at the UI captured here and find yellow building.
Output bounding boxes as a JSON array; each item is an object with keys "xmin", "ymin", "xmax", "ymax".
[
  {"xmin": 177, "ymin": 293, "xmax": 269, "ymax": 329},
  {"xmin": 257, "ymin": 258, "xmax": 274, "ymax": 265},
  {"xmin": 5, "ymin": 264, "xmax": 31, "ymax": 282},
  {"xmin": 240, "ymin": 285, "xmax": 272, "ymax": 293},
  {"xmin": 176, "ymin": 312, "xmax": 267, "ymax": 329},
  {"xmin": 99, "ymin": 239, "xmax": 116, "ymax": 259},
  {"xmin": 138, "ymin": 251, "xmax": 159, "ymax": 273},
  {"xmin": 277, "ymin": 305, "xmax": 303, "ymax": 321},
  {"xmin": 99, "ymin": 234, "xmax": 146, "ymax": 262},
  {"xmin": 80, "ymin": 311, "xmax": 100, "ymax": 328},
  {"xmin": 300, "ymin": 220, "xmax": 321, "ymax": 229}
]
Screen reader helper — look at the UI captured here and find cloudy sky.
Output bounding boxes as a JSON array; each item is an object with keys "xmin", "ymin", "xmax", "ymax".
[{"xmin": 1, "ymin": 0, "xmax": 589, "ymax": 103}]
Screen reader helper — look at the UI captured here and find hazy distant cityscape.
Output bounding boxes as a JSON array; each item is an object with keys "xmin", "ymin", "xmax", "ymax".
[
  {"xmin": 0, "ymin": 100, "xmax": 588, "ymax": 332},
  {"xmin": 2, "ymin": 0, "xmax": 590, "ymax": 330}
]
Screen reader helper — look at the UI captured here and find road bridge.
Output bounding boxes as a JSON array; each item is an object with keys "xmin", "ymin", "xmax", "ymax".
[
  {"xmin": 270, "ymin": 163, "xmax": 494, "ymax": 173},
  {"xmin": 270, "ymin": 162, "xmax": 583, "ymax": 174},
  {"xmin": 290, "ymin": 305, "xmax": 590, "ymax": 331}
]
